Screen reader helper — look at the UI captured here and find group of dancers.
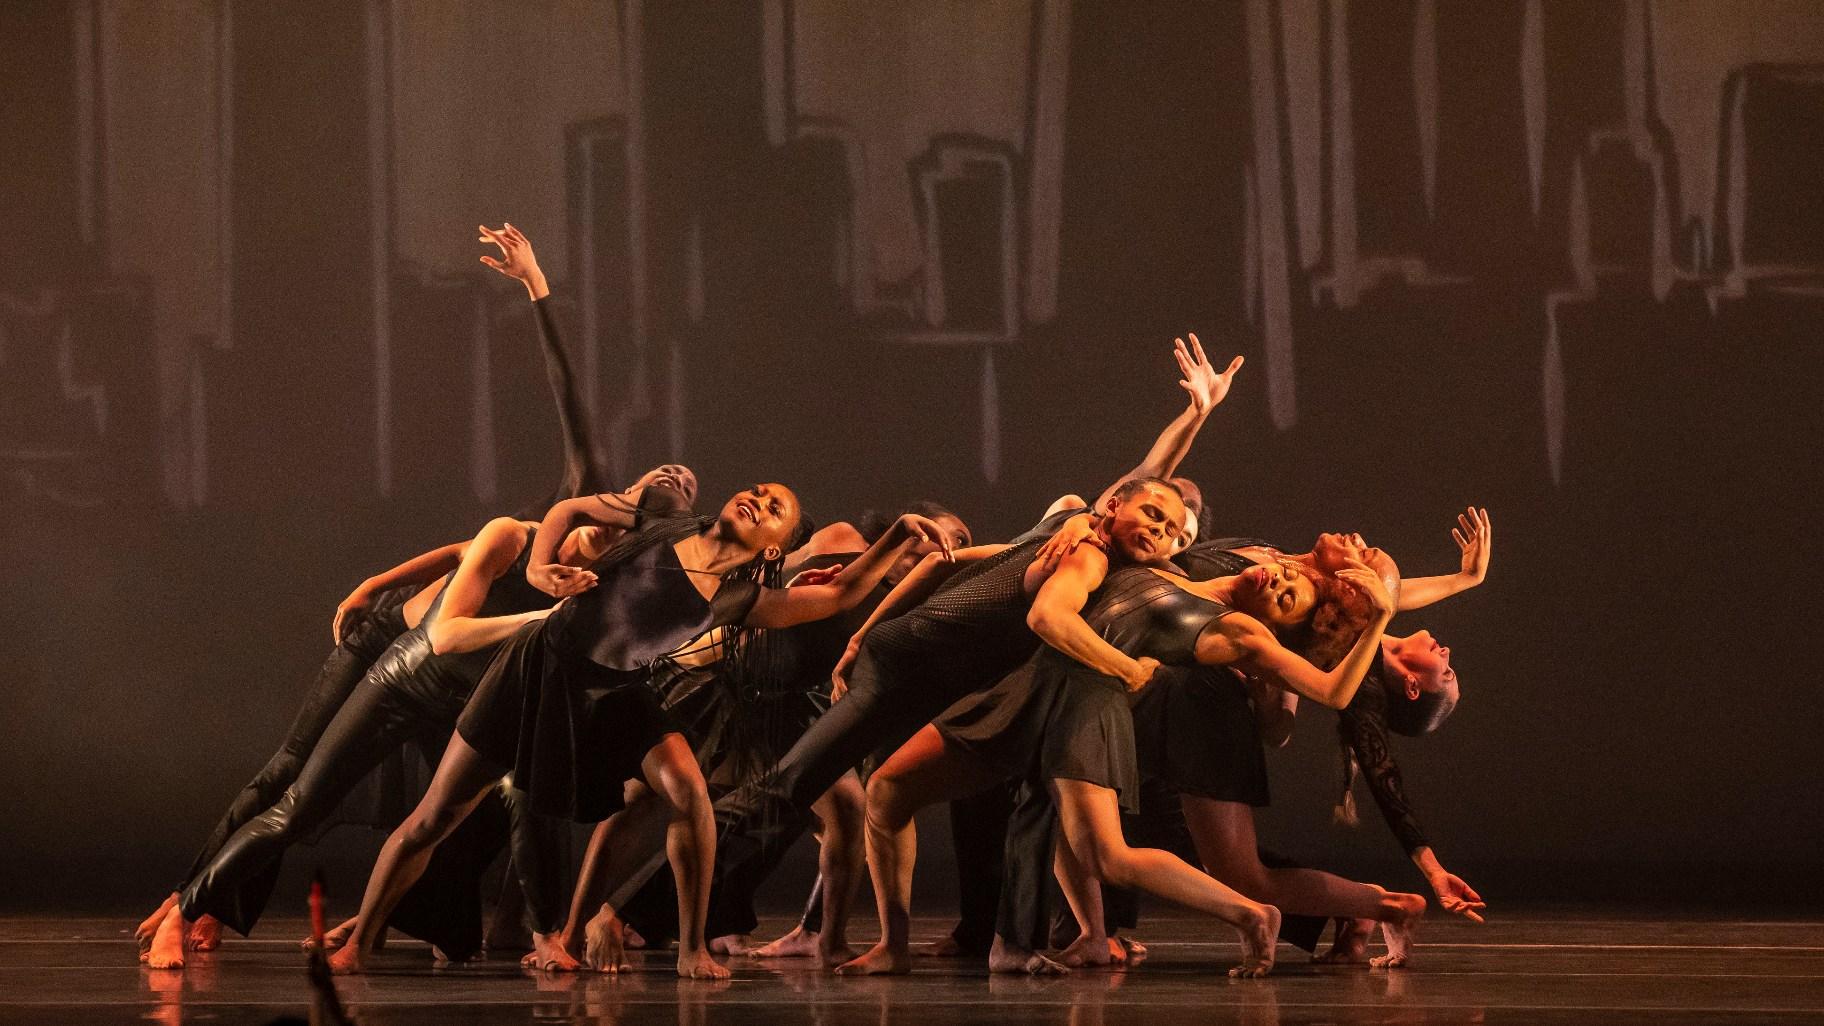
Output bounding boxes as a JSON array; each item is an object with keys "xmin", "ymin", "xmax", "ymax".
[{"xmin": 135, "ymin": 223, "xmax": 1492, "ymax": 980}]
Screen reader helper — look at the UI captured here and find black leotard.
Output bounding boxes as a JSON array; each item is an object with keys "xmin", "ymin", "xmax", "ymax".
[{"xmin": 457, "ymin": 486, "xmax": 760, "ymax": 823}]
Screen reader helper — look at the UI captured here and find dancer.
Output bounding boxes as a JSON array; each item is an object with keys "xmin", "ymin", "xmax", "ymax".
[
  {"xmin": 324, "ymin": 485, "xmax": 956, "ymax": 978},
  {"xmin": 696, "ymin": 341, "xmax": 1244, "ymax": 951},
  {"xmin": 850, "ymin": 519, "xmax": 1394, "ymax": 977},
  {"xmin": 578, "ymin": 505, "xmax": 974, "ymax": 970},
  {"xmin": 1034, "ymin": 516, "xmax": 1490, "ymax": 967},
  {"xmin": 143, "ymin": 224, "xmax": 691, "ymax": 969}
]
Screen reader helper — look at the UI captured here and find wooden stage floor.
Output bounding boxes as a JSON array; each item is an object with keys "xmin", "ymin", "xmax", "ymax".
[{"xmin": 2, "ymin": 910, "xmax": 1820, "ymax": 1024}]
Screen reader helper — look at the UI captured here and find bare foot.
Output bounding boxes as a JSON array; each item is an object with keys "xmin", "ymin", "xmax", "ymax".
[
  {"xmin": 710, "ymin": 933, "xmax": 759, "ymax": 956},
  {"xmin": 1228, "ymin": 904, "xmax": 1279, "ymax": 979},
  {"xmin": 303, "ymin": 915, "xmax": 358, "ymax": 952},
  {"xmin": 677, "ymin": 948, "xmax": 731, "ymax": 980},
  {"xmin": 987, "ymin": 936, "xmax": 1069, "ymax": 976},
  {"xmin": 920, "ymin": 934, "xmax": 964, "ymax": 957},
  {"xmin": 327, "ymin": 942, "xmax": 365, "ymax": 975},
  {"xmin": 145, "ymin": 907, "xmax": 187, "ymax": 970},
  {"xmin": 185, "ymin": 915, "xmax": 221, "ymax": 952},
  {"xmin": 816, "ymin": 938, "xmax": 858, "ymax": 970},
  {"xmin": 1370, "ymin": 896, "xmax": 1423, "ymax": 969},
  {"xmin": 750, "ymin": 924, "xmax": 821, "ymax": 959},
  {"xmin": 1059, "ymin": 934, "xmax": 1116, "ymax": 968},
  {"xmin": 1114, "ymin": 935, "xmax": 1147, "ymax": 965},
  {"xmin": 137, "ymin": 894, "xmax": 180, "ymax": 958},
  {"xmin": 833, "ymin": 941, "xmax": 910, "ymax": 976},
  {"xmin": 584, "ymin": 911, "xmax": 630, "ymax": 973},
  {"xmin": 520, "ymin": 931, "xmax": 584, "ymax": 972},
  {"xmin": 1313, "ymin": 917, "xmax": 1375, "ymax": 964}
]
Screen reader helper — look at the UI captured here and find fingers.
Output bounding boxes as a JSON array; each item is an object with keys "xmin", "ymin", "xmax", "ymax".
[
  {"xmin": 1221, "ymin": 353, "xmax": 1245, "ymax": 379},
  {"xmin": 1451, "ymin": 527, "xmax": 1467, "ymax": 550},
  {"xmin": 1187, "ymin": 332, "xmax": 1206, "ymax": 366},
  {"xmin": 480, "ymin": 255, "xmax": 505, "ymax": 271}
]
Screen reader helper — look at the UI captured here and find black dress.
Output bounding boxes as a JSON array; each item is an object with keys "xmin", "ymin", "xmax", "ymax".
[
  {"xmin": 617, "ymin": 551, "xmax": 891, "ymax": 943},
  {"xmin": 457, "ymin": 491, "xmax": 760, "ymax": 823},
  {"xmin": 937, "ymin": 565, "xmax": 1232, "ymax": 812}
]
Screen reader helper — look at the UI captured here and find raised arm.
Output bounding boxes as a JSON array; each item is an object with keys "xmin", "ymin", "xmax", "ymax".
[
  {"xmin": 744, "ymin": 515, "xmax": 956, "ymax": 630},
  {"xmin": 526, "ymin": 491, "xmax": 649, "ymax": 596},
  {"xmin": 480, "ymin": 222, "xmax": 611, "ymax": 500},
  {"xmin": 409, "ymin": 518, "xmax": 565, "ymax": 655},
  {"xmin": 1208, "ymin": 561, "xmax": 1394, "ymax": 709},
  {"xmin": 332, "ymin": 539, "xmax": 467, "ymax": 644},
  {"xmin": 1091, "ymin": 334, "xmax": 1243, "ymax": 511},
  {"xmin": 1026, "ymin": 546, "xmax": 1159, "ymax": 692},
  {"xmin": 1397, "ymin": 507, "xmax": 1491, "ymax": 612},
  {"xmin": 1339, "ymin": 688, "xmax": 1485, "ymax": 922}
]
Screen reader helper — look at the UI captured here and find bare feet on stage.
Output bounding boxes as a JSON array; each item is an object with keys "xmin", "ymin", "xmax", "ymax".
[
  {"xmin": 710, "ymin": 933, "xmax": 758, "ymax": 956},
  {"xmin": 1115, "ymin": 935, "xmax": 1147, "ymax": 965},
  {"xmin": 987, "ymin": 936, "xmax": 1069, "ymax": 976},
  {"xmin": 749, "ymin": 924, "xmax": 821, "ymax": 959},
  {"xmin": 145, "ymin": 907, "xmax": 188, "ymax": 970},
  {"xmin": 1059, "ymin": 933, "xmax": 1119, "ymax": 968},
  {"xmin": 677, "ymin": 948, "xmax": 731, "ymax": 980},
  {"xmin": 834, "ymin": 941, "xmax": 912, "ymax": 976},
  {"xmin": 186, "ymin": 916, "xmax": 221, "ymax": 952},
  {"xmin": 136, "ymin": 894, "xmax": 179, "ymax": 960},
  {"xmin": 920, "ymin": 934, "xmax": 964, "ymax": 957},
  {"xmin": 303, "ymin": 916, "xmax": 356, "ymax": 952},
  {"xmin": 1229, "ymin": 904, "xmax": 1280, "ymax": 979},
  {"xmin": 1313, "ymin": 917, "xmax": 1376, "ymax": 964},
  {"xmin": 1371, "ymin": 898, "xmax": 1424, "ymax": 969}
]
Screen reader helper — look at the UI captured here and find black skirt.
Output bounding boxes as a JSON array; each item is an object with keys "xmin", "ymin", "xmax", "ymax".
[
  {"xmin": 936, "ymin": 651, "xmax": 1140, "ymax": 814},
  {"xmin": 458, "ymin": 618, "xmax": 683, "ymax": 822},
  {"xmin": 1132, "ymin": 666, "xmax": 1270, "ymax": 807}
]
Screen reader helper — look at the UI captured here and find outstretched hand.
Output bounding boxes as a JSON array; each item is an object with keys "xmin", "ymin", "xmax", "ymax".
[
  {"xmin": 1429, "ymin": 872, "xmax": 1487, "ymax": 923},
  {"xmin": 1452, "ymin": 507, "xmax": 1492, "ymax": 584},
  {"xmin": 478, "ymin": 223, "xmax": 548, "ymax": 299},
  {"xmin": 1175, "ymin": 333, "xmax": 1245, "ymax": 414}
]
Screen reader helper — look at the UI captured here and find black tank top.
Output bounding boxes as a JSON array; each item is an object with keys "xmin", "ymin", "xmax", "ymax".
[
  {"xmin": 543, "ymin": 486, "xmax": 759, "ymax": 670},
  {"xmin": 1086, "ymin": 566, "xmax": 1232, "ymax": 666}
]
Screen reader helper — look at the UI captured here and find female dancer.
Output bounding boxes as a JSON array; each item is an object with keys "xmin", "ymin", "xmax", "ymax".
[
  {"xmin": 847, "ymin": 518, "xmax": 1393, "ymax": 976},
  {"xmin": 324, "ymin": 483, "xmax": 955, "ymax": 978},
  {"xmin": 696, "ymin": 340, "xmax": 1243, "ymax": 949},
  {"xmin": 143, "ymin": 225, "xmax": 692, "ymax": 969},
  {"xmin": 1042, "ymin": 516, "xmax": 1489, "ymax": 967},
  {"xmin": 578, "ymin": 504, "xmax": 974, "ymax": 970}
]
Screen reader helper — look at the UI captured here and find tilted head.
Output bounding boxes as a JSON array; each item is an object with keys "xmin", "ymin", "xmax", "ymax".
[
  {"xmin": 890, "ymin": 500, "xmax": 973, "ymax": 582},
  {"xmin": 1309, "ymin": 531, "xmax": 1401, "ymax": 607},
  {"xmin": 1381, "ymin": 629, "xmax": 1460, "ymax": 735},
  {"xmin": 717, "ymin": 482, "xmax": 806, "ymax": 563},
  {"xmin": 1229, "ymin": 559, "xmax": 1323, "ymax": 631},
  {"xmin": 1101, "ymin": 478, "xmax": 1186, "ymax": 565},
  {"xmin": 631, "ymin": 464, "xmax": 699, "ymax": 506},
  {"xmin": 1168, "ymin": 476, "xmax": 1204, "ymax": 550}
]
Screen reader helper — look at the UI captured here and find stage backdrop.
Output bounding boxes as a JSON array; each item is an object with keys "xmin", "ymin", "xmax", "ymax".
[{"xmin": 3, "ymin": 0, "xmax": 1820, "ymax": 913}]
